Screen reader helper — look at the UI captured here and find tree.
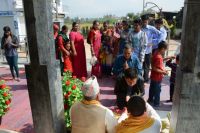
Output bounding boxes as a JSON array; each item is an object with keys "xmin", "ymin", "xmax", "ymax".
[{"xmin": 126, "ymin": 13, "xmax": 140, "ymax": 20}]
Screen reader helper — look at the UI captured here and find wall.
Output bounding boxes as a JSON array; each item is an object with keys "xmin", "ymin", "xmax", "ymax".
[{"xmin": 0, "ymin": 0, "xmax": 16, "ymax": 39}]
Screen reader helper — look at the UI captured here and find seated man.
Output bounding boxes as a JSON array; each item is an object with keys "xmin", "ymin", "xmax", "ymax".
[
  {"xmin": 70, "ymin": 76, "xmax": 117, "ymax": 133},
  {"xmin": 116, "ymin": 96, "xmax": 161, "ymax": 133},
  {"xmin": 112, "ymin": 44, "xmax": 142, "ymax": 77},
  {"xmin": 114, "ymin": 68, "xmax": 144, "ymax": 110}
]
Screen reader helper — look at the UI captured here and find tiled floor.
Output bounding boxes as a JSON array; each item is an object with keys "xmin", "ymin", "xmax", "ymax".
[
  {"xmin": 0, "ymin": 40, "xmax": 179, "ymax": 132},
  {"xmin": 0, "ymin": 67, "xmax": 172, "ymax": 133}
]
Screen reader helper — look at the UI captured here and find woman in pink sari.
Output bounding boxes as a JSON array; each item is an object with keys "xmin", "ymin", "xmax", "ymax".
[
  {"xmin": 70, "ymin": 22, "xmax": 87, "ymax": 78},
  {"xmin": 88, "ymin": 20, "xmax": 102, "ymax": 77}
]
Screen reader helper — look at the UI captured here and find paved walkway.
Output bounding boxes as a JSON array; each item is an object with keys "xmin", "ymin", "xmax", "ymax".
[
  {"xmin": 0, "ymin": 67, "xmax": 172, "ymax": 133},
  {"xmin": 0, "ymin": 40, "xmax": 180, "ymax": 133}
]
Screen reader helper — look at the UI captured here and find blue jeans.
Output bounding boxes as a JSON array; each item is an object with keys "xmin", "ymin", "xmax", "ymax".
[
  {"xmin": 6, "ymin": 55, "xmax": 19, "ymax": 78},
  {"xmin": 148, "ymin": 80, "xmax": 161, "ymax": 106}
]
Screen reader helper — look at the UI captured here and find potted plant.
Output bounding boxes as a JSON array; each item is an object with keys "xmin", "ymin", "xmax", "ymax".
[
  {"xmin": 62, "ymin": 71, "xmax": 86, "ymax": 132},
  {"xmin": 0, "ymin": 80, "xmax": 12, "ymax": 125}
]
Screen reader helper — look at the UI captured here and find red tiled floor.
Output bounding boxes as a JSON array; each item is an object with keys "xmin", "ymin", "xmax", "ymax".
[
  {"xmin": 0, "ymin": 67, "xmax": 33, "ymax": 133},
  {"xmin": 0, "ymin": 67, "xmax": 171, "ymax": 133}
]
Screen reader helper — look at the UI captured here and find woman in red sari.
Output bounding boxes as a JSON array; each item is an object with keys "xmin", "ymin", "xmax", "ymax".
[
  {"xmin": 70, "ymin": 22, "xmax": 87, "ymax": 78},
  {"xmin": 88, "ymin": 20, "xmax": 102, "ymax": 77}
]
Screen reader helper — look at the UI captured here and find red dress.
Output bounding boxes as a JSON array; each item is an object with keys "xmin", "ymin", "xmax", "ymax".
[
  {"xmin": 88, "ymin": 29, "xmax": 102, "ymax": 77},
  {"xmin": 63, "ymin": 53, "xmax": 73, "ymax": 73},
  {"xmin": 69, "ymin": 31, "xmax": 87, "ymax": 78}
]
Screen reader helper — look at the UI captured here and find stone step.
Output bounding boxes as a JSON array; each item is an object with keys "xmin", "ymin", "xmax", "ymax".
[{"xmin": 0, "ymin": 129, "xmax": 20, "ymax": 133}]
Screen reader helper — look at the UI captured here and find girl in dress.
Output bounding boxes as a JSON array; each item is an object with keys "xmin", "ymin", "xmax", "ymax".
[{"xmin": 63, "ymin": 40, "xmax": 73, "ymax": 72}]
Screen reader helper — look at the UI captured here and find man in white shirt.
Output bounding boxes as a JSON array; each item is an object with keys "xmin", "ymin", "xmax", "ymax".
[{"xmin": 70, "ymin": 76, "xmax": 117, "ymax": 133}]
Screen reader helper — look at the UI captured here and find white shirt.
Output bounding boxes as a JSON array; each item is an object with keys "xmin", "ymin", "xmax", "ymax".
[
  {"xmin": 70, "ymin": 101, "xmax": 118, "ymax": 133},
  {"xmin": 103, "ymin": 105, "xmax": 118, "ymax": 133}
]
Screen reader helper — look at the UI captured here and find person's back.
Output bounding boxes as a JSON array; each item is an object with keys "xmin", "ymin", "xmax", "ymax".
[
  {"xmin": 71, "ymin": 101, "xmax": 107, "ymax": 133},
  {"xmin": 71, "ymin": 76, "xmax": 117, "ymax": 133},
  {"xmin": 138, "ymin": 118, "xmax": 161, "ymax": 133}
]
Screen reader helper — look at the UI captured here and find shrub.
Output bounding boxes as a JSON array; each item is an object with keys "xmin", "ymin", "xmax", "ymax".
[
  {"xmin": 0, "ymin": 80, "xmax": 12, "ymax": 117},
  {"xmin": 62, "ymin": 71, "xmax": 85, "ymax": 128}
]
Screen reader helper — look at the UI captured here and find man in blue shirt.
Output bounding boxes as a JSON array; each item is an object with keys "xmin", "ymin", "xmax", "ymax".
[
  {"xmin": 141, "ymin": 15, "xmax": 161, "ymax": 82},
  {"xmin": 112, "ymin": 44, "xmax": 142, "ymax": 76},
  {"xmin": 152, "ymin": 18, "xmax": 167, "ymax": 53}
]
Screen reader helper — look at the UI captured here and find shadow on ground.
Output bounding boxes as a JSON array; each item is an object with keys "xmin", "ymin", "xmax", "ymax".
[{"xmin": 19, "ymin": 123, "xmax": 34, "ymax": 133}]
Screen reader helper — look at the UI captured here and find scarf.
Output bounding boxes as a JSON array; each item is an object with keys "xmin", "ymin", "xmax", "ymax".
[
  {"xmin": 58, "ymin": 31, "xmax": 69, "ymax": 42},
  {"xmin": 81, "ymin": 100, "xmax": 100, "ymax": 105},
  {"xmin": 116, "ymin": 113, "xmax": 155, "ymax": 133}
]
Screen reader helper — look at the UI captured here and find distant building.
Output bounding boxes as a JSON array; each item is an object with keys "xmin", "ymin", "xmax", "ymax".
[
  {"xmin": 0, "ymin": 0, "xmax": 67, "ymax": 42},
  {"xmin": 162, "ymin": 11, "xmax": 178, "ymax": 20},
  {"xmin": 176, "ymin": 7, "xmax": 184, "ymax": 29},
  {"xmin": 0, "ymin": 0, "xmax": 17, "ymax": 38}
]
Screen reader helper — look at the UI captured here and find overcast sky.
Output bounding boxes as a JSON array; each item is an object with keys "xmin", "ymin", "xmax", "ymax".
[{"xmin": 62, "ymin": 0, "xmax": 184, "ymax": 18}]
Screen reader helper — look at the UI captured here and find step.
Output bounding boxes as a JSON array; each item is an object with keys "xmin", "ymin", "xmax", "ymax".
[{"xmin": 0, "ymin": 129, "xmax": 20, "ymax": 133}]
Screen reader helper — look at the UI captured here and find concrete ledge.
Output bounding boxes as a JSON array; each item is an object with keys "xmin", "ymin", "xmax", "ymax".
[{"xmin": 0, "ymin": 129, "xmax": 20, "ymax": 133}]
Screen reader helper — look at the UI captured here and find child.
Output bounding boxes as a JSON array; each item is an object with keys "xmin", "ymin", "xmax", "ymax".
[
  {"xmin": 165, "ymin": 54, "xmax": 179, "ymax": 102},
  {"xmin": 148, "ymin": 41, "xmax": 168, "ymax": 107},
  {"xmin": 63, "ymin": 40, "xmax": 73, "ymax": 73},
  {"xmin": 100, "ymin": 35, "xmax": 114, "ymax": 76}
]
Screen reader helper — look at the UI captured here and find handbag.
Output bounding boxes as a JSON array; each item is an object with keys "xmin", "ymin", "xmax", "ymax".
[{"xmin": 90, "ymin": 56, "xmax": 98, "ymax": 66}]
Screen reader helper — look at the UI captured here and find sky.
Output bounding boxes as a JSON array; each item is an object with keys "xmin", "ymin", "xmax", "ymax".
[{"xmin": 62, "ymin": 0, "xmax": 184, "ymax": 18}]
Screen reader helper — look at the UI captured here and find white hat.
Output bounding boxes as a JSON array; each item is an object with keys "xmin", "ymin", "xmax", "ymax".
[{"xmin": 81, "ymin": 76, "xmax": 99, "ymax": 97}]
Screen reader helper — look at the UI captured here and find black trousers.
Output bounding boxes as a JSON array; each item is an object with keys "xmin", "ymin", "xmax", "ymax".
[
  {"xmin": 170, "ymin": 83, "xmax": 175, "ymax": 101},
  {"xmin": 116, "ymin": 94, "xmax": 126, "ymax": 110},
  {"xmin": 143, "ymin": 53, "xmax": 151, "ymax": 82}
]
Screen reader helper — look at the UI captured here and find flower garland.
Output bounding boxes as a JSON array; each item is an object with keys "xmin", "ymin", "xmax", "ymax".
[
  {"xmin": 62, "ymin": 71, "xmax": 86, "ymax": 128},
  {"xmin": 0, "ymin": 80, "xmax": 12, "ymax": 117}
]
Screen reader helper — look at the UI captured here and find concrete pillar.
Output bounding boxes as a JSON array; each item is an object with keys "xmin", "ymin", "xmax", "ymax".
[
  {"xmin": 22, "ymin": 0, "xmax": 65, "ymax": 133},
  {"xmin": 170, "ymin": 0, "xmax": 200, "ymax": 132}
]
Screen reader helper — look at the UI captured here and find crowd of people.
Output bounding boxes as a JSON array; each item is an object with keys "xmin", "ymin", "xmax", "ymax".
[
  {"xmin": 0, "ymin": 14, "xmax": 179, "ymax": 132},
  {"xmin": 53, "ymin": 14, "xmax": 178, "ymax": 105},
  {"xmin": 53, "ymin": 15, "xmax": 179, "ymax": 133},
  {"xmin": 53, "ymin": 16, "xmax": 170, "ymax": 79},
  {"xmin": 71, "ymin": 75, "xmax": 162, "ymax": 133}
]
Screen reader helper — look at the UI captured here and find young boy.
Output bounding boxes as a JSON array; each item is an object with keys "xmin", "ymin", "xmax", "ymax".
[
  {"xmin": 148, "ymin": 41, "xmax": 168, "ymax": 107},
  {"xmin": 165, "ymin": 54, "xmax": 179, "ymax": 102},
  {"xmin": 63, "ymin": 40, "xmax": 73, "ymax": 73}
]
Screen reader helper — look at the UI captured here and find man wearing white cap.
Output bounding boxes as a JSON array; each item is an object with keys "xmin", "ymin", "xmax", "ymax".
[{"xmin": 70, "ymin": 76, "xmax": 118, "ymax": 133}]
